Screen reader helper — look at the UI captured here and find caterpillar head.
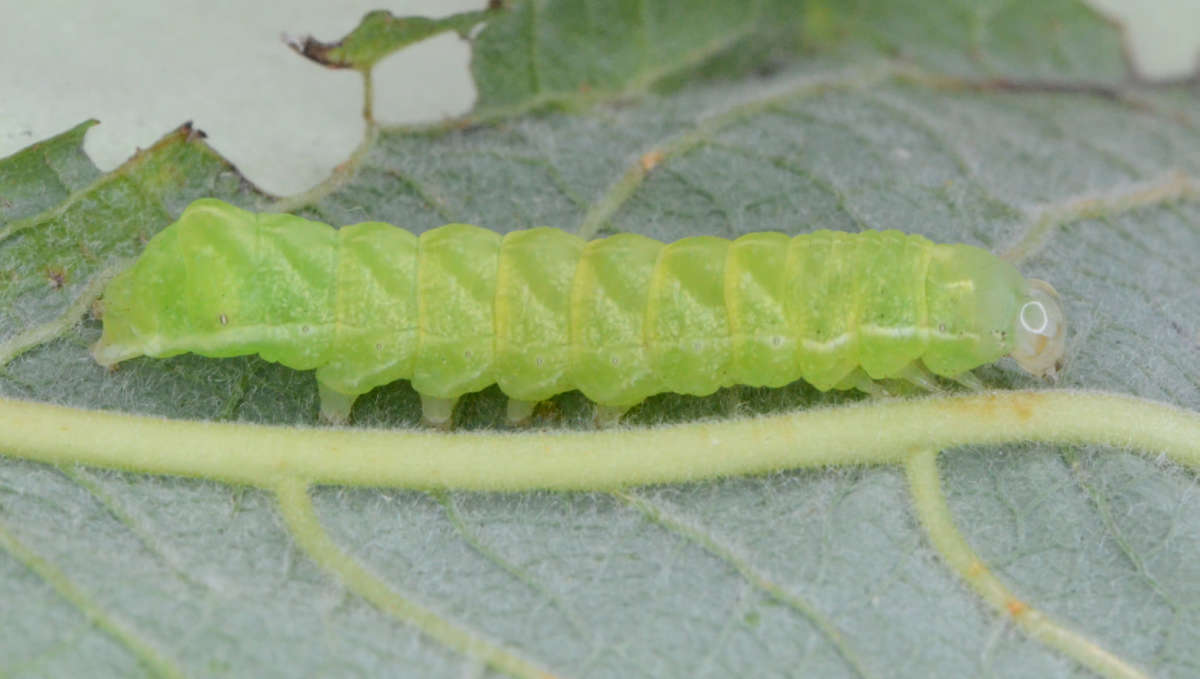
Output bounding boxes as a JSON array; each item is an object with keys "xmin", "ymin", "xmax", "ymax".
[{"xmin": 1010, "ymin": 279, "xmax": 1066, "ymax": 380}]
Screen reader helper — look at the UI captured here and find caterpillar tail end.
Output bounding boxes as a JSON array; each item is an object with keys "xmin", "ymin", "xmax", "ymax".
[
  {"xmin": 91, "ymin": 305, "xmax": 147, "ymax": 367},
  {"xmin": 91, "ymin": 333, "xmax": 145, "ymax": 369},
  {"xmin": 90, "ymin": 270, "xmax": 147, "ymax": 369}
]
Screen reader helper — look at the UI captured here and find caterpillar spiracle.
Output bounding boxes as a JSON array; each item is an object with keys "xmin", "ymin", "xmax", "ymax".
[{"xmin": 92, "ymin": 199, "xmax": 1067, "ymax": 425}]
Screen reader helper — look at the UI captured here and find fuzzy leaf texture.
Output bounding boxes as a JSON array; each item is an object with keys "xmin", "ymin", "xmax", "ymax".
[{"xmin": 1, "ymin": 1, "xmax": 1198, "ymax": 678}]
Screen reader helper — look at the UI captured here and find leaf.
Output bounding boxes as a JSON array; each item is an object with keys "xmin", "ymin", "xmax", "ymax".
[
  {"xmin": 2, "ymin": 2, "xmax": 1199, "ymax": 678},
  {"xmin": 288, "ymin": 8, "xmax": 498, "ymax": 71}
]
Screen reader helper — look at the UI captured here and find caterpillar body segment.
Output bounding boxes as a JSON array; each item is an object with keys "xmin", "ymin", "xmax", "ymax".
[{"xmin": 93, "ymin": 199, "xmax": 1068, "ymax": 425}]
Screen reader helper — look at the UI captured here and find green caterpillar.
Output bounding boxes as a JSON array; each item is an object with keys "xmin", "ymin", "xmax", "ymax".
[{"xmin": 92, "ymin": 199, "xmax": 1067, "ymax": 425}]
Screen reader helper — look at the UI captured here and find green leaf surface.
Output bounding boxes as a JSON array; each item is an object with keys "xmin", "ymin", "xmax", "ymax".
[
  {"xmin": 2, "ymin": 2, "xmax": 1198, "ymax": 678},
  {"xmin": 289, "ymin": 7, "xmax": 498, "ymax": 71}
]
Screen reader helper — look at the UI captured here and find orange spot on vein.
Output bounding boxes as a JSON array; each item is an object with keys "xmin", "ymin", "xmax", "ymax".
[
  {"xmin": 640, "ymin": 150, "xmax": 665, "ymax": 172},
  {"xmin": 1006, "ymin": 599, "xmax": 1029, "ymax": 617}
]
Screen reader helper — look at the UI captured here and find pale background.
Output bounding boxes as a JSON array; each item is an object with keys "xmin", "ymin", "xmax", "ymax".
[
  {"xmin": 1, "ymin": 0, "xmax": 1196, "ymax": 197},
  {"xmin": 1, "ymin": 0, "xmax": 483, "ymax": 196}
]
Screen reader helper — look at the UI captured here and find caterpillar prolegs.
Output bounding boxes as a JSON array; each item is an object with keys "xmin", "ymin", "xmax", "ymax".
[{"xmin": 92, "ymin": 199, "xmax": 1067, "ymax": 425}]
